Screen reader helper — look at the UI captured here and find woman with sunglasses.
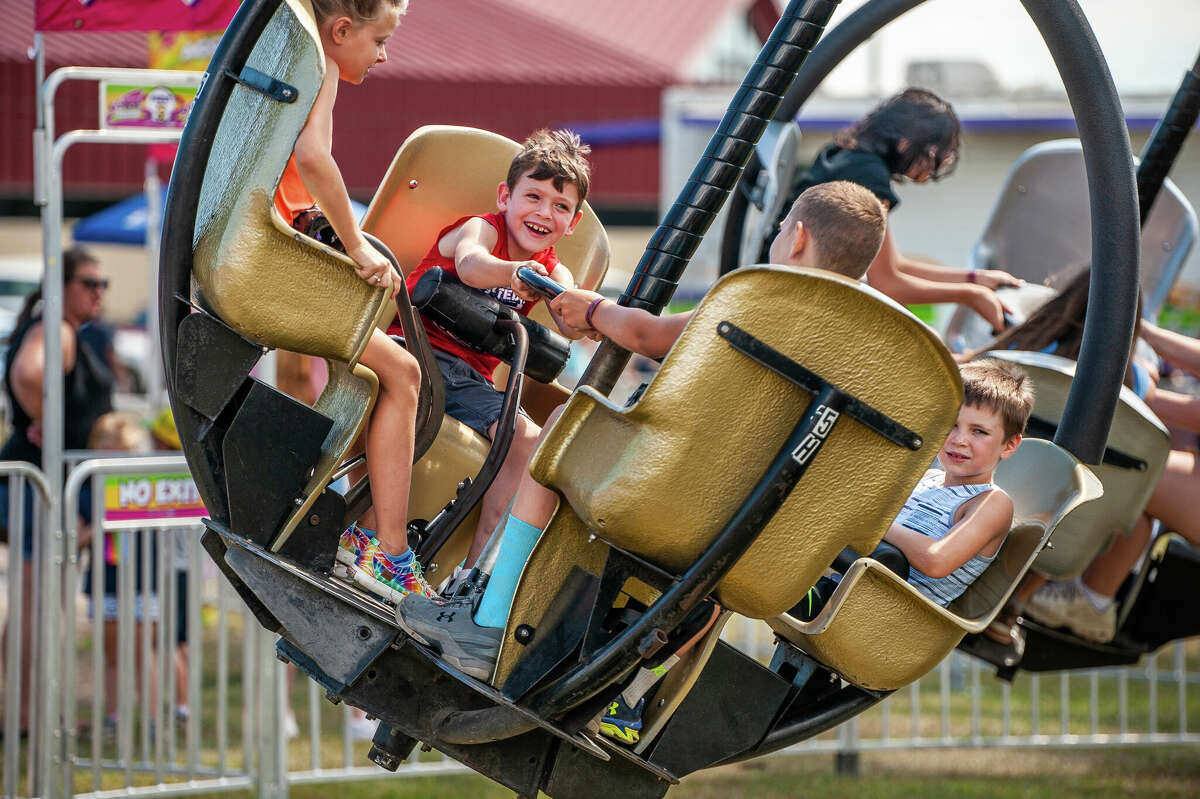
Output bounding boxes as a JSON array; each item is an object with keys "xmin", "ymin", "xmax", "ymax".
[
  {"xmin": 1, "ymin": 245, "xmax": 115, "ymax": 736},
  {"xmin": 784, "ymin": 88, "xmax": 1021, "ymax": 332}
]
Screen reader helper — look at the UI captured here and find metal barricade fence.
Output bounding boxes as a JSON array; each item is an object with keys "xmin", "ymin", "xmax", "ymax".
[
  {"xmin": 2, "ymin": 462, "xmax": 53, "ymax": 799},
  {"xmin": 1, "ymin": 454, "xmax": 1197, "ymax": 798}
]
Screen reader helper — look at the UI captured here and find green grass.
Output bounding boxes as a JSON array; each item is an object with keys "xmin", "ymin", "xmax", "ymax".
[{"xmin": 4, "ymin": 609, "xmax": 1197, "ymax": 798}]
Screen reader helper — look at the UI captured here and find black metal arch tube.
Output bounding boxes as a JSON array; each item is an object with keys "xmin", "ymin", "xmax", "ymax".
[
  {"xmin": 773, "ymin": 0, "xmax": 924, "ymax": 123},
  {"xmin": 1022, "ymin": 0, "xmax": 1139, "ymax": 464},
  {"xmin": 578, "ymin": 0, "xmax": 842, "ymax": 395},
  {"xmin": 1137, "ymin": 52, "xmax": 1200, "ymax": 225}
]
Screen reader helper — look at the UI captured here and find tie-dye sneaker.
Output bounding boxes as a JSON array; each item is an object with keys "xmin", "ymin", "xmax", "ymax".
[
  {"xmin": 332, "ymin": 525, "xmax": 374, "ymax": 581},
  {"xmin": 352, "ymin": 546, "xmax": 436, "ymax": 605}
]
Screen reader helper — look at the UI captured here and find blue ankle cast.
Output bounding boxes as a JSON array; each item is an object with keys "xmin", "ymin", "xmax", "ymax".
[{"xmin": 474, "ymin": 516, "xmax": 541, "ymax": 629}]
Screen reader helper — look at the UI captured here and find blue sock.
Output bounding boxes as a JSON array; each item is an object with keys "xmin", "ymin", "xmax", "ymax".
[
  {"xmin": 358, "ymin": 524, "xmax": 377, "ymax": 540},
  {"xmin": 474, "ymin": 516, "xmax": 541, "ymax": 629},
  {"xmin": 377, "ymin": 547, "xmax": 414, "ymax": 570}
]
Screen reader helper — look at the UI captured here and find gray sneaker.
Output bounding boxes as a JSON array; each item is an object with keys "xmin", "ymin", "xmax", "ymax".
[{"xmin": 394, "ymin": 593, "xmax": 501, "ymax": 681}]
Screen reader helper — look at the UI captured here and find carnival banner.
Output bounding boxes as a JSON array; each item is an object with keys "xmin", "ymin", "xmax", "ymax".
[
  {"xmin": 104, "ymin": 471, "xmax": 207, "ymax": 528},
  {"xmin": 35, "ymin": 0, "xmax": 239, "ymax": 33}
]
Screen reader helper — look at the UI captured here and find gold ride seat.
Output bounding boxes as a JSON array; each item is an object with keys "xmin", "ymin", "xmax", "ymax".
[
  {"xmin": 768, "ymin": 439, "xmax": 1101, "ymax": 692},
  {"xmin": 493, "ymin": 266, "xmax": 962, "ymax": 688},
  {"xmin": 360, "ymin": 124, "xmax": 609, "ymax": 580},
  {"xmin": 187, "ymin": 0, "xmax": 391, "ymax": 549},
  {"xmin": 981, "ymin": 350, "xmax": 1170, "ymax": 581}
]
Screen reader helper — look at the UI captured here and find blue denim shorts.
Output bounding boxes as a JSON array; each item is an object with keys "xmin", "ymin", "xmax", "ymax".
[{"xmin": 433, "ymin": 349, "xmax": 528, "ymax": 437}]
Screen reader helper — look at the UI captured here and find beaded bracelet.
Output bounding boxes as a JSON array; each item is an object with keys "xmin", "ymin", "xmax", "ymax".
[{"xmin": 585, "ymin": 297, "xmax": 606, "ymax": 329}]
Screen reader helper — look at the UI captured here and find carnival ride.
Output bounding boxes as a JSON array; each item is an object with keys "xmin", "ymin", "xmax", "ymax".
[{"xmin": 157, "ymin": 0, "xmax": 1192, "ymax": 796}]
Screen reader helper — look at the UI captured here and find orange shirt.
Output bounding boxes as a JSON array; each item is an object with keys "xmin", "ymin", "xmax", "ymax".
[{"xmin": 274, "ymin": 154, "xmax": 314, "ymax": 223}]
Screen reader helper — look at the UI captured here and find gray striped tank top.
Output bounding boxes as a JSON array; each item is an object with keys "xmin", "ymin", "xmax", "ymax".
[{"xmin": 898, "ymin": 470, "xmax": 1001, "ymax": 606}]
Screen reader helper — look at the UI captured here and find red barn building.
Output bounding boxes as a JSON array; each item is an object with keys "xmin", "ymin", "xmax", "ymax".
[{"xmin": 1, "ymin": 0, "xmax": 778, "ymax": 215}]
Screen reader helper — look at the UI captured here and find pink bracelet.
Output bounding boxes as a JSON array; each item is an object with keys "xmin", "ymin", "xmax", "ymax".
[
  {"xmin": 966, "ymin": 270, "xmax": 978, "ymax": 284},
  {"xmin": 585, "ymin": 297, "xmax": 606, "ymax": 329}
]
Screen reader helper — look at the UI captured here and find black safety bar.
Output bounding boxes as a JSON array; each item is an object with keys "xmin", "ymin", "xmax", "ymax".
[{"xmin": 414, "ymin": 318, "xmax": 530, "ymax": 564}]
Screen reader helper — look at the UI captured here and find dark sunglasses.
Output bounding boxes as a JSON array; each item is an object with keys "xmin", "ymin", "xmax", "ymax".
[{"xmin": 75, "ymin": 277, "xmax": 110, "ymax": 291}]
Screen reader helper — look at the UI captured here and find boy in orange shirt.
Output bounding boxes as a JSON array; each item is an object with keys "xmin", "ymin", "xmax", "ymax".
[{"xmin": 276, "ymin": 0, "xmax": 433, "ymax": 603}]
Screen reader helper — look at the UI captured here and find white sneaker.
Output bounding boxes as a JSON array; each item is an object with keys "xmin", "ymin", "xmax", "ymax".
[
  {"xmin": 283, "ymin": 710, "xmax": 300, "ymax": 741},
  {"xmin": 1026, "ymin": 581, "xmax": 1116, "ymax": 643}
]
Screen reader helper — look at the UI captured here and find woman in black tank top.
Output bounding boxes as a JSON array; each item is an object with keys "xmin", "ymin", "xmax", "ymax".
[
  {"xmin": 784, "ymin": 88, "xmax": 1020, "ymax": 331},
  {"xmin": 1, "ymin": 245, "xmax": 113, "ymax": 733}
]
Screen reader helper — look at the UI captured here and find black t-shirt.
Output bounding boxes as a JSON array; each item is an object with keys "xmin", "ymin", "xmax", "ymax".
[{"xmin": 791, "ymin": 143, "xmax": 901, "ymax": 211}]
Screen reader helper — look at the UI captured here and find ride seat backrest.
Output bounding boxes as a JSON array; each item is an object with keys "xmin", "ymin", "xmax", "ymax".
[
  {"xmin": 361, "ymin": 124, "xmax": 610, "ymax": 417},
  {"xmin": 192, "ymin": 0, "xmax": 389, "ymax": 364},
  {"xmin": 971, "ymin": 139, "xmax": 1197, "ymax": 316},
  {"xmin": 981, "ymin": 350, "xmax": 1170, "ymax": 580},
  {"xmin": 528, "ymin": 266, "xmax": 963, "ymax": 619},
  {"xmin": 768, "ymin": 439, "xmax": 1101, "ymax": 691}
]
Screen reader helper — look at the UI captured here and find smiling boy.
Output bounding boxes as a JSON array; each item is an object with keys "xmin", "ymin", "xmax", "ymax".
[
  {"xmin": 792, "ymin": 358, "xmax": 1033, "ymax": 622},
  {"xmin": 383, "ymin": 129, "xmax": 592, "ymax": 567},
  {"xmin": 883, "ymin": 359, "xmax": 1032, "ymax": 605}
]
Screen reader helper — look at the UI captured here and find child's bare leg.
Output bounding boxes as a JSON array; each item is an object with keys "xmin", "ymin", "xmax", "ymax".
[
  {"xmin": 1013, "ymin": 572, "xmax": 1047, "ymax": 604},
  {"xmin": 357, "ymin": 329, "xmax": 421, "ymax": 556},
  {"xmin": 1081, "ymin": 513, "xmax": 1153, "ymax": 597},
  {"xmin": 1145, "ymin": 450, "xmax": 1200, "ymax": 545},
  {"xmin": 464, "ymin": 415, "xmax": 542, "ymax": 566}
]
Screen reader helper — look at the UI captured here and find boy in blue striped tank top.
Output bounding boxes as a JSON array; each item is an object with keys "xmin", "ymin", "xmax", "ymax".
[{"xmin": 795, "ymin": 359, "xmax": 1033, "ymax": 618}]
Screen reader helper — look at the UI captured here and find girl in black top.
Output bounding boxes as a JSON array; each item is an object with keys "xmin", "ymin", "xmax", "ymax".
[{"xmin": 789, "ymin": 88, "xmax": 1021, "ymax": 331}]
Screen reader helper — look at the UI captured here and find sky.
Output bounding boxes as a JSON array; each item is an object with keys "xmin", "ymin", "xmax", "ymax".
[{"xmin": 816, "ymin": 0, "xmax": 1200, "ymax": 97}]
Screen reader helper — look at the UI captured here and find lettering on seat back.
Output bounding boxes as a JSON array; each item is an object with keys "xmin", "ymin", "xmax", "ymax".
[{"xmin": 792, "ymin": 405, "xmax": 840, "ymax": 465}]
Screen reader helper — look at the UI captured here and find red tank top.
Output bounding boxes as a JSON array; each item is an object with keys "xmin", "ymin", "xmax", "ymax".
[{"xmin": 391, "ymin": 212, "xmax": 558, "ymax": 382}]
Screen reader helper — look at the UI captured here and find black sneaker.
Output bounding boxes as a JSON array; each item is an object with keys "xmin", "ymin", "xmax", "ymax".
[
  {"xmin": 598, "ymin": 695, "xmax": 645, "ymax": 745},
  {"xmin": 394, "ymin": 593, "xmax": 501, "ymax": 680}
]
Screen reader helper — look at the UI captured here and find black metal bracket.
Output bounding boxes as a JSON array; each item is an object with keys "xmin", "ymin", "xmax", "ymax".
[
  {"xmin": 500, "ymin": 566, "xmax": 601, "ymax": 703},
  {"xmin": 225, "ymin": 65, "xmax": 298, "ymax": 103},
  {"xmin": 718, "ymin": 320, "xmax": 923, "ymax": 451},
  {"xmin": 1025, "ymin": 415, "xmax": 1146, "ymax": 471}
]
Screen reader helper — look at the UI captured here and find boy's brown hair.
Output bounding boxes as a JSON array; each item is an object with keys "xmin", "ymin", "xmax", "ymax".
[
  {"xmin": 789, "ymin": 181, "xmax": 886, "ymax": 279},
  {"xmin": 960, "ymin": 358, "xmax": 1035, "ymax": 440},
  {"xmin": 310, "ymin": 0, "xmax": 407, "ymax": 23},
  {"xmin": 506, "ymin": 129, "xmax": 591, "ymax": 210}
]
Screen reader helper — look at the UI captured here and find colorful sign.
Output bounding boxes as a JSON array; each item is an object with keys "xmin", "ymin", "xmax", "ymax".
[
  {"xmin": 149, "ymin": 30, "xmax": 223, "ymax": 71},
  {"xmin": 102, "ymin": 82, "xmax": 196, "ymax": 129},
  {"xmin": 35, "ymin": 0, "xmax": 239, "ymax": 33},
  {"xmin": 104, "ymin": 472, "xmax": 207, "ymax": 528}
]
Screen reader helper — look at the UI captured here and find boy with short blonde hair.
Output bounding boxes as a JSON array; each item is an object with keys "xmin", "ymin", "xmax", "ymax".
[{"xmin": 552, "ymin": 181, "xmax": 886, "ymax": 358}]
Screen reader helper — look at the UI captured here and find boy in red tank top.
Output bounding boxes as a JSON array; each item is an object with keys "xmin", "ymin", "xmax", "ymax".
[{"xmin": 386, "ymin": 130, "xmax": 594, "ymax": 569}]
